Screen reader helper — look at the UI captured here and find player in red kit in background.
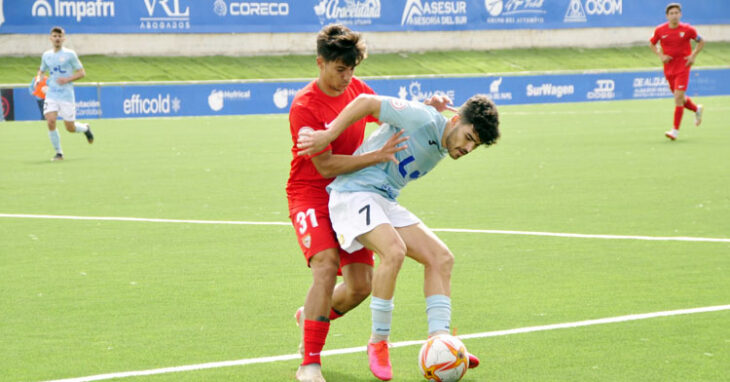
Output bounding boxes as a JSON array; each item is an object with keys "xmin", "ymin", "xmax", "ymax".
[{"xmin": 649, "ymin": 2, "xmax": 705, "ymax": 141}]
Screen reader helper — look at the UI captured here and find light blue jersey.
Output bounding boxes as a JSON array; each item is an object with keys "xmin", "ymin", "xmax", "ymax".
[
  {"xmin": 328, "ymin": 97, "xmax": 448, "ymax": 200},
  {"xmin": 40, "ymin": 48, "xmax": 83, "ymax": 103}
]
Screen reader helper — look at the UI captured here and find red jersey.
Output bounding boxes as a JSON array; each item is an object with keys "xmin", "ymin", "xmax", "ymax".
[
  {"xmin": 286, "ymin": 77, "xmax": 375, "ymax": 206},
  {"xmin": 650, "ymin": 22, "xmax": 699, "ymax": 74}
]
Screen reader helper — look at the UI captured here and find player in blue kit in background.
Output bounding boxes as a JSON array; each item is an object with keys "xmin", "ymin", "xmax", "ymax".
[
  {"xmin": 297, "ymin": 93, "xmax": 499, "ymax": 380},
  {"xmin": 38, "ymin": 26, "xmax": 94, "ymax": 161}
]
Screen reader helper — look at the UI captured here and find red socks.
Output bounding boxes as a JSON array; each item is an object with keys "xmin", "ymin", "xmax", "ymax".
[
  {"xmin": 673, "ymin": 106, "xmax": 684, "ymax": 129},
  {"xmin": 673, "ymin": 97, "xmax": 698, "ymax": 129},
  {"xmin": 328, "ymin": 308, "xmax": 343, "ymax": 321},
  {"xmin": 302, "ymin": 320, "xmax": 330, "ymax": 366},
  {"xmin": 300, "ymin": 309, "xmax": 344, "ymax": 365}
]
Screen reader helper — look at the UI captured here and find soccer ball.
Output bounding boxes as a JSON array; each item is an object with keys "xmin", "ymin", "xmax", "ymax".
[{"xmin": 418, "ymin": 334, "xmax": 469, "ymax": 382}]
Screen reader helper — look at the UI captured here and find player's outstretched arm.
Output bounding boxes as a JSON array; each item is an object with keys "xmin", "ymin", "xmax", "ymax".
[
  {"xmin": 311, "ymin": 130, "xmax": 408, "ymax": 178},
  {"xmin": 297, "ymin": 94, "xmax": 382, "ymax": 156}
]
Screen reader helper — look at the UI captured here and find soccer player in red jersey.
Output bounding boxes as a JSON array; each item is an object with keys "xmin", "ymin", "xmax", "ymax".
[
  {"xmin": 649, "ymin": 3, "xmax": 705, "ymax": 140},
  {"xmin": 286, "ymin": 24, "xmax": 408, "ymax": 382},
  {"xmin": 288, "ymin": 25, "xmax": 470, "ymax": 382}
]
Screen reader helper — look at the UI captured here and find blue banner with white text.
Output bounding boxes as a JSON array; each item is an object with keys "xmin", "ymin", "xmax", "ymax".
[
  {"xmin": 1, "ymin": 0, "xmax": 729, "ymax": 34},
  {"xmin": 6, "ymin": 68, "xmax": 730, "ymax": 121}
]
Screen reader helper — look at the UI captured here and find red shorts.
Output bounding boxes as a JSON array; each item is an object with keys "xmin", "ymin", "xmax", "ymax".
[
  {"xmin": 289, "ymin": 203, "xmax": 374, "ymax": 269},
  {"xmin": 664, "ymin": 70, "xmax": 690, "ymax": 92}
]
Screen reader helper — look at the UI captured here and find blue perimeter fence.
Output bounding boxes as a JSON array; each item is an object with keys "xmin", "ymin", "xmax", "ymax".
[
  {"xmin": 2, "ymin": 68, "xmax": 729, "ymax": 121},
  {"xmin": 1, "ymin": 0, "xmax": 729, "ymax": 34}
]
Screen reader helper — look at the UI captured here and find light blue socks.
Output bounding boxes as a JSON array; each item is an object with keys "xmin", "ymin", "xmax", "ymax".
[
  {"xmin": 370, "ymin": 296, "xmax": 394, "ymax": 339},
  {"xmin": 48, "ymin": 130, "xmax": 62, "ymax": 153},
  {"xmin": 426, "ymin": 294, "xmax": 451, "ymax": 335}
]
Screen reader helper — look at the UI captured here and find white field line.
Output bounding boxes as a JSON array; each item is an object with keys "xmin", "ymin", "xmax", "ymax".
[
  {"xmin": 2, "ymin": 213, "xmax": 729, "ymax": 243},
  {"xmin": 43, "ymin": 304, "xmax": 730, "ymax": 382}
]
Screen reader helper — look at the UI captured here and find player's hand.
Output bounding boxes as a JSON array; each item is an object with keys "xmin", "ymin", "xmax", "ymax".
[
  {"xmin": 425, "ymin": 95, "xmax": 459, "ymax": 113},
  {"xmin": 660, "ymin": 54, "xmax": 672, "ymax": 63},
  {"xmin": 377, "ymin": 130, "xmax": 408, "ymax": 164},
  {"xmin": 56, "ymin": 77, "xmax": 70, "ymax": 85},
  {"xmin": 297, "ymin": 127, "xmax": 333, "ymax": 156},
  {"xmin": 684, "ymin": 55, "xmax": 695, "ymax": 67}
]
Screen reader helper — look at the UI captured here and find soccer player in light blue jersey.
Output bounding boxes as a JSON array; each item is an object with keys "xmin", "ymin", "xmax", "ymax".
[
  {"xmin": 38, "ymin": 26, "xmax": 93, "ymax": 161},
  {"xmin": 297, "ymin": 94, "xmax": 500, "ymax": 380}
]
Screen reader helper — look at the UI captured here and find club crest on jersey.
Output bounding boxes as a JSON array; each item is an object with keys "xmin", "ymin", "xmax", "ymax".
[
  {"xmin": 302, "ymin": 234, "xmax": 311, "ymax": 249},
  {"xmin": 338, "ymin": 234, "xmax": 345, "ymax": 245},
  {"xmin": 389, "ymin": 98, "xmax": 408, "ymax": 110},
  {"xmin": 680, "ymin": 32, "xmax": 685, "ymax": 37}
]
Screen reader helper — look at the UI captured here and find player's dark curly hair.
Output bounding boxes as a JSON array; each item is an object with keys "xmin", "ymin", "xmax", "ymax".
[
  {"xmin": 460, "ymin": 94, "xmax": 500, "ymax": 147},
  {"xmin": 316, "ymin": 24, "xmax": 367, "ymax": 67}
]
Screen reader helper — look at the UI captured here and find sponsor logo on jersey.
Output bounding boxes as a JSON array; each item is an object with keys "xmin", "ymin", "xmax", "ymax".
[
  {"xmin": 526, "ymin": 83, "xmax": 575, "ymax": 98},
  {"xmin": 587, "ymin": 79, "xmax": 615, "ymax": 99},
  {"xmin": 401, "ymin": 0, "xmax": 467, "ymax": 26},
  {"xmin": 140, "ymin": 0, "xmax": 190, "ymax": 31},
  {"xmin": 389, "ymin": 98, "xmax": 408, "ymax": 110},
  {"xmin": 123, "ymin": 94, "xmax": 181, "ymax": 115},
  {"xmin": 314, "ymin": 0, "xmax": 380, "ymax": 26},
  {"xmin": 31, "ymin": 0, "xmax": 116, "ymax": 22}
]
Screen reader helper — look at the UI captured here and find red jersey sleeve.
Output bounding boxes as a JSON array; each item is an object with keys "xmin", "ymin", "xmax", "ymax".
[
  {"xmin": 289, "ymin": 103, "xmax": 332, "ymax": 159},
  {"xmin": 650, "ymin": 26, "xmax": 661, "ymax": 45},
  {"xmin": 686, "ymin": 25, "xmax": 698, "ymax": 41}
]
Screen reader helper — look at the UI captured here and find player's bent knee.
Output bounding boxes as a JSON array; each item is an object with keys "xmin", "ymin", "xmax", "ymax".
[
  {"xmin": 309, "ymin": 252, "xmax": 340, "ymax": 279},
  {"xmin": 348, "ymin": 282, "xmax": 371, "ymax": 302},
  {"xmin": 437, "ymin": 251, "xmax": 455, "ymax": 272},
  {"xmin": 381, "ymin": 246, "xmax": 406, "ymax": 269},
  {"xmin": 419, "ymin": 249, "xmax": 454, "ymax": 269},
  {"xmin": 425, "ymin": 250, "xmax": 454, "ymax": 275}
]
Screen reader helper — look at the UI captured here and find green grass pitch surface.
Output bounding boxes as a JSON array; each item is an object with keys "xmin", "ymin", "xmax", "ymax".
[{"xmin": 1, "ymin": 97, "xmax": 729, "ymax": 381}]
